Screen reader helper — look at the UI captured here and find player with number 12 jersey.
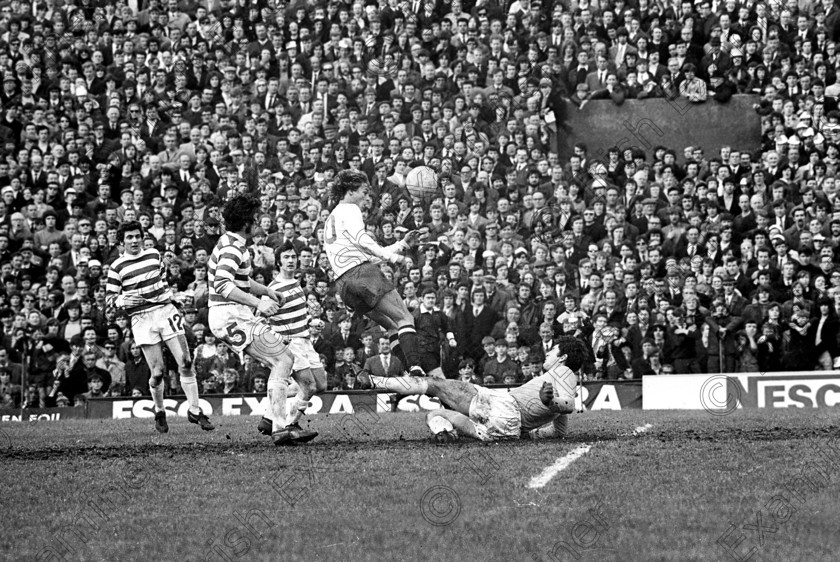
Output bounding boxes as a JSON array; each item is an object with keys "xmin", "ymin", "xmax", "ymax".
[{"xmin": 106, "ymin": 221, "xmax": 214, "ymax": 434}]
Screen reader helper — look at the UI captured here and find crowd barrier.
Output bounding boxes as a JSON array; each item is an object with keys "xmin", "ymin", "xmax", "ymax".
[
  {"xmin": 5, "ymin": 371, "xmax": 839, "ymax": 422},
  {"xmin": 0, "ymin": 380, "xmax": 642, "ymax": 422}
]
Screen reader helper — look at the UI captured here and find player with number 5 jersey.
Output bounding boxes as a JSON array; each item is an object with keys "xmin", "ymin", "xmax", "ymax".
[
  {"xmin": 106, "ymin": 220, "xmax": 214, "ymax": 434},
  {"xmin": 208, "ymin": 194, "xmax": 318, "ymax": 446}
]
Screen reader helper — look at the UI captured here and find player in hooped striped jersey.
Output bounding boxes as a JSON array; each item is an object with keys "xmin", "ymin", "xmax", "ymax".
[
  {"xmin": 106, "ymin": 221, "xmax": 214, "ymax": 433},
  {"xmin": 255, "ymin": 241, "xmax": 328, "ymax": 438},
  {"xmin": 207, "ymin": 195, "xmax": 318, "ymax": 445}
]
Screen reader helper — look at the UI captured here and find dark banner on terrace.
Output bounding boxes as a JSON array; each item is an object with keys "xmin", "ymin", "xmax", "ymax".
[{"xmin": 0, "ymin": 407, "xmax": 86, "ymax": 422}]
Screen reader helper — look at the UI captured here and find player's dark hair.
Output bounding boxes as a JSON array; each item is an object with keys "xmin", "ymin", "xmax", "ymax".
[
  {"xmin": 277, "ymin": 240, "xmax": 298, "ymax": 255},
  {"xmin": 117, "ymin": 220, "xmax": 143, "ymax": 242},
  {"xmin": 330, "ymin": 169, "xmax": 369, "ymax": 204},
  {"xmin": 555, "ymin": 335, "xmax": 588, "ymax": 372},
  {"xmin": 222, "ymin": 194, "xmax": 261, "ymax": 233}
]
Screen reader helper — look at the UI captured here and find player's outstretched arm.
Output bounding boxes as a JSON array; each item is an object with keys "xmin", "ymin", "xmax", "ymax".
[
  {"xmin": 525, "ymin": 414, "xmax": 569, "ymax": 440},
  {"xmin": 250, "ymin": 279, "xmax": 286, "ymax": 306},
  {"xmin": 224, "ymin": 285, "xmax": 280, "ymax": 316},
  {"xmin": 214, "ymin": 254, "xmax": 279, "ymax": 315},
  {"xmin": 352, "ymin": 228, "xmax": 409, "ymax": 264}
]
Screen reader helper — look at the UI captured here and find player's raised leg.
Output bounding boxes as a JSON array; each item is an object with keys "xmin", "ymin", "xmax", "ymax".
[
  {"xmin": 385, "ymin": 329, "xmax": 410, "ymax": 372},
  {"xmin": 357, "ymin": 372, "xmax": 477, "ymax": 411},
  {"xmin": 366, "ymin": 292, "xmax": 425, "ymax": 375},
  {"xmin": 164, "ymin": 332, "xmax": 213, "ymax": 430},
  {"xmin": 358, "ymin": 372, "xmax": 480, "ymax": 440},
  {"xmin": 139, "ymin": 344, "xmax": 169, "ymax": 433}
]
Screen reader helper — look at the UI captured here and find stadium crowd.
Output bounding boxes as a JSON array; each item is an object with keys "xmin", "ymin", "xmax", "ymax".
[{"xmin": 0, "ymin": 0, "xmax": 839, "ymax": 409}]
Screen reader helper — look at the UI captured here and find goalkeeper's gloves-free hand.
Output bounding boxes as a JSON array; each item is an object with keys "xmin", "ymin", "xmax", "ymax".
[{"xmin": 539, "ymin": 381, "xmax": 554, "ymax": 407}]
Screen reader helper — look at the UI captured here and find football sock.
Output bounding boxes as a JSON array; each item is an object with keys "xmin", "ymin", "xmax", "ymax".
[
  {"xmin": 388, "ymin": 333, "xmax": 409, "ymax": 370},
  {"xmin": 286, "ymin": 373, "xmax": 317, "ymax": 425},
  {"xmin": 396, "ymin": 325, "xmax": 421, "ymax": 368},
  {"xmin": 267, "ymin": 378, "xmax": 289, "ymax": 433},
  {"xmin": 180, "ymin": 375, "xmax": 201, "ymax": 414},
  {"xmin": 263, "ymin": 379, "xmax": 300, "ymax": 422},
  {"xmin": 370, "ymin": 375, "xmax": 428, "ymax": 395},
  {"xmin": 149, "ymin": 379, "xmax": 165, "ymax": 412},
  {"xmin": 427, "ymin": 415, "xmax": 454, "ymax": 435},
  {"xmin": 286, "ymin": 397, "xmax": 310, "ymax": 426}
]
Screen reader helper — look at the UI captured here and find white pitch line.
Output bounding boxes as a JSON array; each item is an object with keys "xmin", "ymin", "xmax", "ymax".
[{"xmin": 527, "ymin": 444, "xmax": 592, "ymax": 489}]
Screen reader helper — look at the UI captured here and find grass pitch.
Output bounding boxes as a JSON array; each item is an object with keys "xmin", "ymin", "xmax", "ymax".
[{"xmin": 3, "ymin": 408, "xmax": 840, "ymax": 561}]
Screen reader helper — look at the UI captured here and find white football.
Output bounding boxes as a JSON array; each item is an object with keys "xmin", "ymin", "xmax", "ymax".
[{"xmin": 404, "ymin": 166, "xmax": 439, "ymax": 200}]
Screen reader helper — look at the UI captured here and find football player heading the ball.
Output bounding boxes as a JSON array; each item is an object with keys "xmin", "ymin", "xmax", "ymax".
[
  {"xmin": 357, "ymin": 336, "xmax": 588, "ymax": 442},
  {"xmin": 324, "ymin": 169, "xmax": 428, "ymax": 377}
]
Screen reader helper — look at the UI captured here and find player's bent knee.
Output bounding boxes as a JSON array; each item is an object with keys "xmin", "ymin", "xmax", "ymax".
[
  {"xmin": 303, "ymin": 379, "xmax": 319, "ymax": 397},
  {"xmin": 150, "ymin": 366, "xmax": 165, "ymax": 385},
  {"xmin": 302, "ymin": 375, "xmax": 319, "ymax": 395},
  {"xmin": 305, "ymin": 367, "xmax": 328, "ymax": 393}
]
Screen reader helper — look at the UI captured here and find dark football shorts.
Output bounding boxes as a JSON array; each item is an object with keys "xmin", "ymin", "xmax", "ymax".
[{"xmin": 335, "ymin": 262, "xmax": 395, "ymax": 314}]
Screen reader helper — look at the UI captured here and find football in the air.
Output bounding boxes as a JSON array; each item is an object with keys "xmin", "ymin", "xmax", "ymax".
[{"xmin": 405, "ymin": 166, "xmax": 439, "ymax": 200}]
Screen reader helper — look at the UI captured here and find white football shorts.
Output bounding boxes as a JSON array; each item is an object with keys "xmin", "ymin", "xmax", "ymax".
[
  {"xmin": 468, "ymin": 385, "xmax": 522, "ymax": 441},
  {"xmin": 131, "ymin": 303, "xmax": 185, "ymax": 347},
  {"xmin": 287, "ymin": 338, "xmax": 323, "ymax": 372},
  {"xmin": 208, "ymin": 303, "xmax": 277, "ymax": 355}
]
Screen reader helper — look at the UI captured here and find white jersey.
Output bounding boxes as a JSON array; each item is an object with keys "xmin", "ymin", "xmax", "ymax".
[
  {"xmin": 324, "ymin": 202, "xmax": 378, "ymax": 278},
  {"xmin": 509, "ymin": 365, "xmax": 577, "ymax": 432}
]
